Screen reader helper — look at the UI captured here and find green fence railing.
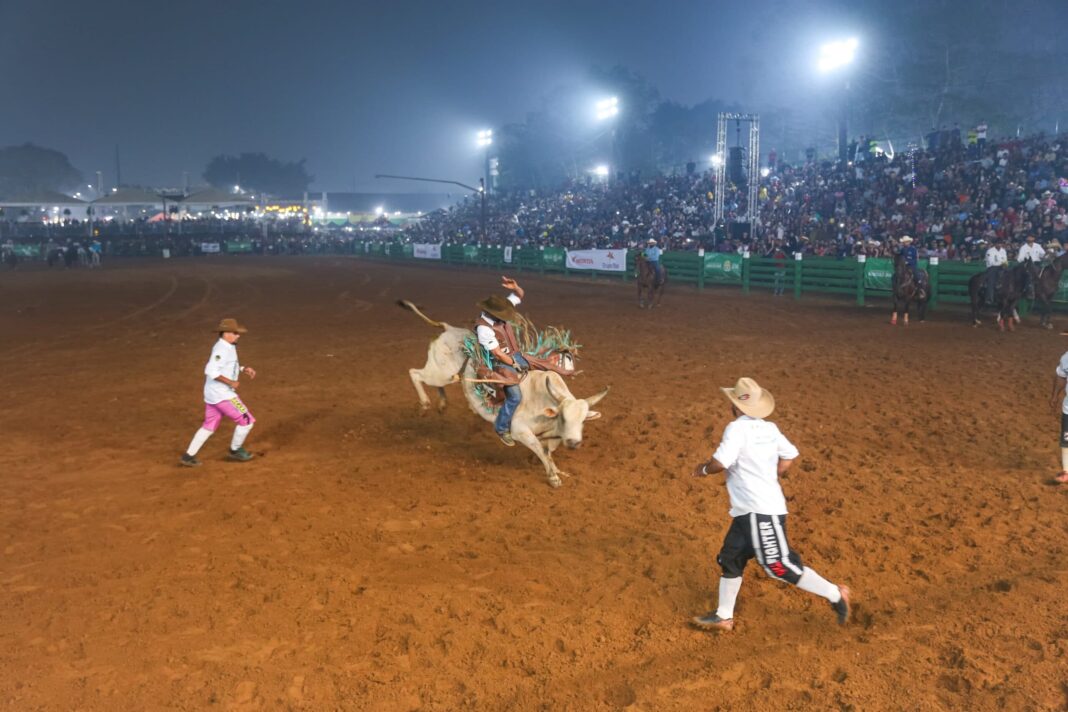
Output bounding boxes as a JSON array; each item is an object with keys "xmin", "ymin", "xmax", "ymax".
[{"xmin": 352, "ymin": 242, "xmax": 1068, "ymax": 311}]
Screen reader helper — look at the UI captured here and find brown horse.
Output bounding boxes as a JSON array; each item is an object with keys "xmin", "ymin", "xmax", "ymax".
[
  {"xmin": 635, "ymin": 253, "xmax": 667, "ymax": 308},
  {"xmin": 968, "ymin": 261, "xmax": 1038, "ymax": 331},
  {"xmin": 890, "ymin": 254, "xmax": 929, "ymax": 326},
  {"xmin": 1034, "ymin": 253, "xmax": 1068, "ymax": 329}
]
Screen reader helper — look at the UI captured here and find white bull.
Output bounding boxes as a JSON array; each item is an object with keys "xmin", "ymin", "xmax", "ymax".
[
  {"xmin": 461, "ymin": 367, "xmax": 608, "ymax": 488},
  {"xmin": 397, "ymin": 300, "xmax": 471, "ymax": 413}
]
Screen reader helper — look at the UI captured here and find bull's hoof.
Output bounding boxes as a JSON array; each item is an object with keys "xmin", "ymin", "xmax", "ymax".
[
  {"xmin": 547, "ymin": 475, "xmax": 562, "ymax": 488},
  {"xmin": 418, "ymin": 404, "xmax": 431, "ymax": 416},
  {"xmin": 1046, "ymin": 324, "xmax": 1054, "ymax": 330},
  {"xmin": 436, "ymin": 401, "xmax": 447, "ymax": 414}
]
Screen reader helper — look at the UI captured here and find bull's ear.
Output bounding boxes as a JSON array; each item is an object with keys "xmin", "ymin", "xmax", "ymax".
[
  {"xmin": 543, "ymin": 407, "xmax": 559, "ymax": 418},
  {"xmin": 584, "ymin": 410, "xmax": 602, "ymax": 421}
]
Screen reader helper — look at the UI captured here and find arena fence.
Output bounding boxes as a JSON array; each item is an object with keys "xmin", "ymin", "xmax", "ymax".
[{"xmin": 352, "ymin": 242, "xmax": 1068, "ymax": 312}]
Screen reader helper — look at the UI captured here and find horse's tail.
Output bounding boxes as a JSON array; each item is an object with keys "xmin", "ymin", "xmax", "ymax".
[{"xmin": 396, "ymin": 299, "xmax": 445, "ymax": 329}]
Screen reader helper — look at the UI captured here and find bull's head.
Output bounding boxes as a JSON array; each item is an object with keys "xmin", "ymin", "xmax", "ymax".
[{"xmin": 544, "ymin": 376, "xmax": 609, "ymax": 449}]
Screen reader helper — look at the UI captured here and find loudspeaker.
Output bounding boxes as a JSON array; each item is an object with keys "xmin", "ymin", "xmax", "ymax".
[{"xmin": 729, "ymin": 147, "xmax": 746, "ymax": 185}]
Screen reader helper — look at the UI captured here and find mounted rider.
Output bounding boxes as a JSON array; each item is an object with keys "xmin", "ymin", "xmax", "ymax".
[
  {"xmin": 1016, "ymin": 234, "xmax": 1045, "ymax": 299},
  {"xmin": 898, "ymin": 236, "xmax": 927, "ymax": 296},
  {"xmin": 645, "ymin": 238, "xmax": 665, "ymax": 285},
  {"xmin": 475, "ymin": 277, "xmax": 528, "ymax": 447},
  {"xmin": 984, "ymin": 238, "xmax": 1009, "ymax": 305}
]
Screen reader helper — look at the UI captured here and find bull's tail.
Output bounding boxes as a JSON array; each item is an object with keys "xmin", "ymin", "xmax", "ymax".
[{"xmin": 396, "ymin": 299, "xmax": 445, "ymax": 329}]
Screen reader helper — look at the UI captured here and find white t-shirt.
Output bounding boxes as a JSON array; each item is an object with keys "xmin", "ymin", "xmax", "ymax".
[
  {"xmin": 712, "ymin": 415, "xmax": 800, "ymax": 517},
  {"xmin": 203, "ymin": 338, "xmax": 240, "ymax": 404},
  {"xmin": 1055, "ymin": 352, "xmax": 1068, "ymax": 414},
  {"xmin": 985, "ymin": 247, "xmax": 1008, "ymax": 267},
  {"xmin": 475, "ymin": 293, "xmax": 521, "ymax": 351},
  {"xmin": 1017, "ymin": 243, "xmax": 1045, "ymax": 262}
]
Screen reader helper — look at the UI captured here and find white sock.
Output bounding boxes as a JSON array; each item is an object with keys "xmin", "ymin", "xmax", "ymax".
[
  {"xmin": 1060, "ymin": 447, "xmax": 1068, "ymax": 472},
  {"xmin": 186, "ymin": 428, "xmax": 214, "ymax": 456},
  {"xmin": 797, "ymin": 567, "xmax": 841, "ymax": 603},
  {"xmin": 231, "ymin": 424, "xmax": 253, "ymax": 450},
  {"xmin": 715, "ymin": 576, "xmax": 743, "ymax": 620}
]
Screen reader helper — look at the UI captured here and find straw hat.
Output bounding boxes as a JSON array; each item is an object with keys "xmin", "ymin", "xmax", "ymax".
[
  {"xmin": 476, "ymin": 295, "xmax": 518, "ymax": 322},
  {"xmin": 647, "ymin": 238, "xmax": 657, "ymax": 245},
  {"xmin": 720, "ymin": 377, "xmax": 775, "ymax": 419},
  {"xmin": 899, "ymin": 235, "xmax": 914, "ymax": 244},
  {"xmin": 215, "ymin": 318, "xmax": 247, "ymax": 334}
]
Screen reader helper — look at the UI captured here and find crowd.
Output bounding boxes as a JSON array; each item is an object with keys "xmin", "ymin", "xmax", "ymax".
[{"xmin": 404, "ymin": 130, "xmax": 1068, "ymax": 263}]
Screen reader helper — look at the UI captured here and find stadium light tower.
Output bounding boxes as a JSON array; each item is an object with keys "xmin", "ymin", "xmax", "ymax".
[
  {"xmin": 818, "ymin": 37, "xmax": 859, "ymax": 163},
  {"xmin": 595, "ymin": 96, "xmax": 619, "ymax": 121},
  {"xmin": 476, "ymin": 129, "xmax": 493, "ymax": 195}
]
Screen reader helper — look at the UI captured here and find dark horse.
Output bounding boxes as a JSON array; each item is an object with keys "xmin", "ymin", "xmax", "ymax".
[
  {"xmin": 635, "ymin": 253, "xmax": 667, "ymax": 308},
  {"xmin": 1034, "ymin": 253, "xmax": 1068, "ymax": 330},
  {"xmin": 890, "ymin": 254, "xmax": 929, "ymax": 326},
  {"xmin": 968, "ymin": 261, "xmax": 1038, "ymax": 331}
]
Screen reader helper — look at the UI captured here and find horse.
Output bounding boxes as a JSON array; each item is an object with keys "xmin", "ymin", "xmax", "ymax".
[
  {"xmin": 1033, "ymin": 253, "xmax": 1068, "ymax": 330},
  {"xmin": 968, "ymin": 261, "xmax": 1038, "ymax": 331},
  {"xmin": 635, "ymin": 253, "xmax": 667, "ymax": 308},
  {"xmin": 890, "ymin": 254, "xmax": 929, "ymax": 326}
]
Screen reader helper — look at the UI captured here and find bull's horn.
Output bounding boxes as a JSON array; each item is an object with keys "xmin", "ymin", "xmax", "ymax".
[
  {"xmin": 545, "ymin": 373, "xmax": 563, "ymax": 403},
  {"xmin": 584, "ymin": 386, "xmax": 610, "ymax": 407}
]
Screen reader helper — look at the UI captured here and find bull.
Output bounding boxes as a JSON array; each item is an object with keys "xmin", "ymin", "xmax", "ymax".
[
  {"xmin": 397, "ymin": 300, "xmax": 470, "ymax": 413},
  {"xmin": 461, "ymin": 368, "xmax": 608, "ymax": 488}
]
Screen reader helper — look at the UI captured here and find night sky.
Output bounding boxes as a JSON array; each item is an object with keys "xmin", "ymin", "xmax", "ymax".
[{"xmin": 1, "ymin": 0, "xmax": 1063, "ymax": 192}]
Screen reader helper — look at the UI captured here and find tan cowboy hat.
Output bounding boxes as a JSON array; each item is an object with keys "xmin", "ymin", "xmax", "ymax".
[
  {"xmin": 899, "ymin": 235, "xmax": 914, "ymax": 244},
  {"xmin": 720, "ymin": 377, "xmax": 775, "ymax": 419},
  {"xmin": 647, "ymin": 238, "xmax": 658, "ymax": 244},
  {"xmin": 215, "ymin": 318, "xmax": 247, "ymax": 334},
  {"xmin": 476, "ymin": 294, "xmax": 518, "ymax": 322}
]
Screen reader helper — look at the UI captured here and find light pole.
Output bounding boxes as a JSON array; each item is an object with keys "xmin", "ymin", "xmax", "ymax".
[
  {"xmin": 595, "ymin": 97, "xmax": 620, "ymax": 179},
  {"xmin": 818, "ymin": 38, "xmax": 859, "ymax": 163},
  {"xmin": 476, "ymin": 129, "xmax": 493, "ymax": 195},
  {"xmin": 375, "ymin": 173, "xmax": 488, "ymax": 244}
]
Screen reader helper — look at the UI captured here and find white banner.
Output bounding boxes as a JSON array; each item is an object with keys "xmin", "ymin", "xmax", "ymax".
[
  {"xmin": 565, "ymin": 248, "xmax": 628, "ymax": 272},
  {"xmin": 413, "ymin": 243, "xmax": 442, "ymax": 260},
  {"xmin": 503, "ymin": 246, "xmax": 513, "ymax": 263},
  {"xmin": 201, "ymin": 242, "xmax": 220, "ymax": 253}
]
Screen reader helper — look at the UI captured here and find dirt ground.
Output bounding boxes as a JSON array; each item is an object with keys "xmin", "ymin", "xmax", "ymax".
[{"xmin": 1, "ymin": 256, "xmax": 1066, "ymax": 711}]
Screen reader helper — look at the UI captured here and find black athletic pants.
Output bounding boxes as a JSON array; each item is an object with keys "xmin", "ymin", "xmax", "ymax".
[{"xmin": 717, "ymin": 513, "xmax": 805, "ymax": 585}]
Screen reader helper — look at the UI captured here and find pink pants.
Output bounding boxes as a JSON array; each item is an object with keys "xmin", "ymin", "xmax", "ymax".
[{"xmin": 202, "ymin": 398, "xmax": 256, "ymax": 432}]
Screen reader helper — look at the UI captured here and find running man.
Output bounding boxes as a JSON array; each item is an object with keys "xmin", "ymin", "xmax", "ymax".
[
  {"xmin": 1048, "ymin": 337, "xmax": 1068, "ymax": 484},
  {"xmin": 179, "ymin": 318, "xmax": 258, "ymax": 466},
  {"xmin": 690, "ymin": 377, "xmax": 851, "ymax": 631}
]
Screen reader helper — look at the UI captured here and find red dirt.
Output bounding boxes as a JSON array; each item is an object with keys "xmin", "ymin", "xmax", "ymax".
[{"xmin": 1, "ymin": 257, "xmax": 1066, "ymax": 711}]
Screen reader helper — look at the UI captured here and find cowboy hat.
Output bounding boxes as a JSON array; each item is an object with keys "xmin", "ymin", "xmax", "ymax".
[
  {"xmin": 899, "ymin": 235, "xmax": 914, "ymax": 244},
  {"xmin": 476, "ymin": 294, "xmax": 518, "ymax": 322},
  {"xmin": 647, "ymin": 238, "xmax": 658, "ymax": 244},
  {"xmin": 721, "ymin": 377, "xmax": 775, "ymax": 419},
  {"xmin": 215, "ymin": 318, "xmax": 247, "ymax": 334}
]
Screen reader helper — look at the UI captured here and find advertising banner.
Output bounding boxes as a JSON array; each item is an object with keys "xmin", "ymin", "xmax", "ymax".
[
  {"xmin": 565, "ymin": 248, "xmax": 628, "ymax": 272},
  {"xmin": 413, "ymin": 243, "xmax": 442, "ymax": 260},
  {"xmin": 503, "ymin": 246, "xmax": 513, "ymax": 263},
  {"xmin": 201, "ymin": 243, "xmax": 221, "ymax": 253},
  {"xmin": 703, "ymin": 253, "xmax": 742, "ymax": 282}
]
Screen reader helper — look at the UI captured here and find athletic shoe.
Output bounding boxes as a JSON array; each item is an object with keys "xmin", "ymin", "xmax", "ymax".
[
  {"xmin": 496, "ymin": 432, "xmax": 515, "ymax": 447},
  {"xmin": 228, "ymin": 447, "xmax": 254, "ymax": 462},
  {"xmin": 832, "ymin": 585, "xmax": 852, "ymax": 625},
  {"xmin": 1054, "ymin": 471, "xmax": 1068, "ymax": 484},
  {"xmin": 179, "ymin": 453, "xmax": 201, "ymax": 467},
  {"xmin": 691, "ymin": 613, "xmax": 734, "ymax": 632}
]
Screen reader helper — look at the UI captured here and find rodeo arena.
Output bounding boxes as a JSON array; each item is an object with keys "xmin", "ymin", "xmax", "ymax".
[{"xmin": 6, "ymin": 55, "xmax": 1068, "ymax": 712}]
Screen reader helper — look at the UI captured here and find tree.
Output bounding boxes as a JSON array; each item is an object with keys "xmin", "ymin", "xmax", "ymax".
[
  {"xmin": 0, "ymin": 143, "xmax": 83, "ymax": 197},
  {"xmin": 203, "ymin": 153, "xmax": 313, "ymax": 197}
]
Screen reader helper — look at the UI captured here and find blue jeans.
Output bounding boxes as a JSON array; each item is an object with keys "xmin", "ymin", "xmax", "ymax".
[{"xmin": 494, "ymin": 353, "xmax": 528, "ymax": 435}]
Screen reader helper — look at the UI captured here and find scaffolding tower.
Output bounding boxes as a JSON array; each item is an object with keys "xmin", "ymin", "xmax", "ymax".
[{"xmin": 713, "ymin": 113, "xmax": 760, "ymax": 228}]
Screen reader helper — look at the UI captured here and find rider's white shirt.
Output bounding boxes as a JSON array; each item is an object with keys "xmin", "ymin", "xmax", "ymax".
[
  {"xmin": 712, "ymin": 415, "xmax": 800, "ymax": 518},
  {"xmin": 204, "ymin": 339, "xmax": 240, "ymax": 404},
  {"xmin": 1017, "ymin": 243, "xmax": 1045, "ymax": 262},
  {"xmin": 475, "ymin": 293, "xmax": 521, "ymax": 351},
  {"xmin": 1056, "ymin": 351, "xmax": 1068, "ymax": 414},
  {"xmin": 985, "ymin": 247, "xmax": 1008, "ymax": 267}
]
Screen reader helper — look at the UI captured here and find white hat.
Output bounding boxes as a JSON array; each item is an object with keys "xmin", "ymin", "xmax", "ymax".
[
  {"xmin": 721, "ymin": 377, "xmax": 775, "ymax": 419},
  {"xmin": 899, "ymin": 235, "xmax": 914, "ymax": 244}
]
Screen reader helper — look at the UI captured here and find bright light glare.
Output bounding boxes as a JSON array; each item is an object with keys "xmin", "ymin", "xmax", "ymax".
[
  {"xmin": 760, "ymin": 167, "xmax": 771, "ymax": 178},
  {"xmin": 592, "ymin": 164, "xmax": 610, "ymax": 177},
  {"xmin": 476, "ymin": 129, "xmax": 493, "ymax": 147},
  {"xmin": 374, "ymin": 205, "xmax": 384, "ymax": 215},
  {"xmin": 710, "ymin": 154, "xmax": 724, "ymax": 167},
  {"xmin": 818, "ymin": 38, "xmax": 859, "ymax": 72},
  {"xmin": 595, "ymin": 96, "xmax": 619, "ymax": 120}
]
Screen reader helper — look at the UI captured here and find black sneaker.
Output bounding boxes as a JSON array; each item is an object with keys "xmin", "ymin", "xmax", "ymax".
[
  {"xmin": 831, "ymin": 585, "xmax": 852, "ymax": 625},
  {"xmin": 496, "ymin": 432, "xmax": 515, "ymax": 447},
  {"xmin": 228, "ymin": 447, "xmax": 254, "ymax": 462},
  {"xmin": 179, "ymin": 453, "xmax": 201, "ymax": 467},
  {"xmin": 691, "ymin": 613, "xmax": 734, "ymax": 632}
]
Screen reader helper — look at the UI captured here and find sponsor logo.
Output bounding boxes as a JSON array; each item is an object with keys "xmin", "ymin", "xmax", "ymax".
[
  {"xmin": 739, "ymin": 393, "xmax": 750, "ymax": 401},
  {"xmin": 606, "ymin": 252, "xmax": 616, "ymax": 259},
  {"xmin": 758, "ymin": 520, "xmax": 780, "ymax": 561},
  {"xmin": 768, "ymin": 561, "xmax": 787, "ymax": 577}
]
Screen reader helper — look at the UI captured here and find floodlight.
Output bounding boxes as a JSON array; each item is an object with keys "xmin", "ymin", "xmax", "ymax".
[
  {"xmin": 818, "ymin": 38, "xmax": 859, "ymax": 73},
  {"xmin": 595, "ymin": 96, "xmax": 619, "ymax": 120}
]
